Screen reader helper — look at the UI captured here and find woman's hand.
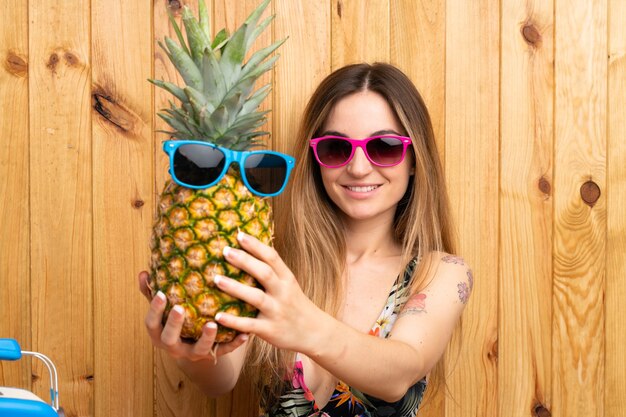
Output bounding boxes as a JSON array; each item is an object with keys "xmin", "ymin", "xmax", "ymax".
[
  {"xmin": 212, "ymin": 232, "xmax": 326, "ymax": 352},
  {"xmin": 137, "ymin": 271, "xmax": 249, "ymax": 362}
]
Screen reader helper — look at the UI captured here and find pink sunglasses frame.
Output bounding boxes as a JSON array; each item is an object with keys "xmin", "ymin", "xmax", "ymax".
[{"xmin": 309, "ymin": 135, "xmax": 412, "ymax": 168}]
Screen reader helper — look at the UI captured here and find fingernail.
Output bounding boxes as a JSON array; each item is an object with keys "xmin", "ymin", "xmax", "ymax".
[
  {"xmin": 172, "ymin": 305, "xmax": 184, "ymax": 315},
  {"xmin": 223, "ymin": 246, "xmax": 231, "ymax": 258},
  {"xmin": 205, "ymin": 322, "xmax": 217, "ymax": 330},
  {"xmin": 214, "ymin": 274, "xmax": 223, "ymax": 286},
  {"xmin": 215, "ymin": 312, "xmax": 223, "ymax": 321},
  {"xmin": 240, "ymin": 334, "xmax": 249, "ymax": 342},
  {"xmin": 237, "ymin": 231, "xmax": 245, "ymax": 242},
  {"xmin": 156, "ymin": 291, "xmax": 166, "ymax": 302}
]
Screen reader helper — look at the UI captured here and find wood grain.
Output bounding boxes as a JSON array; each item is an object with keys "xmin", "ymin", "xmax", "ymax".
[
  {"xmin": 444, "ymin": 0, "xmax": 500, "ymax": 416},
  {"xmin": 214, "ymin": 3, "xmax": 274, "ymax": 414},
  {"xmin": 0, "ymin": 0, "xmax": 30, "ymax": 392},
  {"xmin": 606, "ymin": 0, "xmax": 626, "ymax": 413},
  {"xmin": 91, "ymin": 0, "xmax": 154, "ymax": 416},
  {"xmin": 28, "ymin": 0, "xmax": 93, "ymax": 415},
  {"xmin": 153, "ymin": 1, "xmax": 274, "ymax": 415},
  {"xmin": 152, "ymin": 1, "xmax": 216, "ymax": 416},
  {"xmin": 553, "ymin": 1, "xmax": 607, "ymax": 416},
  {"xmin": 331, "ymin": 0, "xmax": 389, "ymax": 68},
  {"xmin": 272, "ymin": 0, "xmax": 331, "ymax": 238},
  {"xmin": 2, "ymin": 1, "xmax": 625, "ymax": 416},
  {"xmin": 391, "ymin": 0, "xmax": 446, "ymax": 160},
  {"xmin": 499, "ymin": 1, "xmax": 554, "ymax": 416},
  {"xmin": 390, "ymin": 2, "xmax": 445, "ymax": 416}
]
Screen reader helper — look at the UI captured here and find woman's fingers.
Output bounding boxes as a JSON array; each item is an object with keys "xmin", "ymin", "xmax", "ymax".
[
  {"xmin": 191, "ymin": 322, "xmax": 219, "ymax": 357},
  {"xmin": 138, "ymin": 271, "xmax": 153, "ymax": 301},
  {"xmin": 215, "ymin": 312, "xmax": 258, "ymax": 336},
  {"xmin": 144, "ymin": 291, "xmax": 167, "ymax": 341},
  {"xmin": 161, "ymin": 305, "xmax": 186, "ymax": 348},
  {"xmin": 214, "ymin": 274, "xmax": 268, "ymax": 311},
  {"xmin": 236, "ymin": 232, "xmax": 291, "ymax": 276},
  {"xmin": 223, "ymin": 245, "xmax": 276, "ymax": 288},
  {"xmin": 139, "ymin": 272, "xmax": 247, "ymax": 361}
]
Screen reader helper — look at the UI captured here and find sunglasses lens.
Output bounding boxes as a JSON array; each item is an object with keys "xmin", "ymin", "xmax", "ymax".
[
  {"xmin": 173, "ymin": 144, "xmax": 226, "ymax": 187},
  {"xmin": 366, "ymin": 137, "xmax": 405, "ymax": 165},
  {"xmin": 316, "ymin": 138, "xmax": 353, "ymax": 166},
  {"xmin": 244, "ymin": 153, "xmax": 288, "ymax": 195}
]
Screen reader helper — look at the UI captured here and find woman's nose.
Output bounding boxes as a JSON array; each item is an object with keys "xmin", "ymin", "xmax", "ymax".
[{"xmin": 346, "ymin": 147, "xmax": 373, "ymax": 176}]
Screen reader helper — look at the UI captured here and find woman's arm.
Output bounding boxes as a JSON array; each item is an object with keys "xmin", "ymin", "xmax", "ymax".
[
  {"xmin": 213, "ymin": 235, "xmax": 471, "ymax": 402},
  {"xmin": 304, "ymin": 255, "xmax": 471, "ymax": 401},
  {"xmin": 138, "ymin": 271, "xmax": 249, "ymax": 397}
]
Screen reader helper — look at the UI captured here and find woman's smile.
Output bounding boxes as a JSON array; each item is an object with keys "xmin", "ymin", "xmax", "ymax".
[{"xmin": 342, "ymin": 184, "xmax": 382, "ymax": 201}]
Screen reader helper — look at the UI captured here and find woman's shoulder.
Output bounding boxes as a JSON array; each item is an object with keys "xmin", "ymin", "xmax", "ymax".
[
  {"xmin": 417, "ymin": 251, "xmax": 474, "ymax": 303},
  {"xmin": 421, "ymin": 251, "xmax": 472, "ymax": 270}
]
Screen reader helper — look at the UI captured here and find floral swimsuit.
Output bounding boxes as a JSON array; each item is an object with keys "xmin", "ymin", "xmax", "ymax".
[{"xmin": 263, "ymin": 258, "xmax": 427, "ymax": 417}]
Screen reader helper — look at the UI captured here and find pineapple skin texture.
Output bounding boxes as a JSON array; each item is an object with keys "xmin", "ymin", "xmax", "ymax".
[{"xmin": 149, "ymin": 170, "xmax": 272, "ymax": 343}]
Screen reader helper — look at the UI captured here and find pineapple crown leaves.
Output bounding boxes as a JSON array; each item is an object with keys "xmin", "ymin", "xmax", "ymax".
[{"xmin": 150, "ymin": 0, "xmax": 287, "ymax": 150}]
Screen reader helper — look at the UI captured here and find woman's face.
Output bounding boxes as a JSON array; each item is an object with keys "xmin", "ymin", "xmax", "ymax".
[{"xmin": 317, "ymin": 90, "xmax": 414, "ymax": 224}]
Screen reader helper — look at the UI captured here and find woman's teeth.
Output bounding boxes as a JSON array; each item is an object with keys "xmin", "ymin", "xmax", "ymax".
[{"xmin": 347, "ymin": 185, "xmax": 378, "ymax": 193}]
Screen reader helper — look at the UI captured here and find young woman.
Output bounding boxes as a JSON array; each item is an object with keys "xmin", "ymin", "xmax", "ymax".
[{"xmin": 138, "ymin": 62, "xmax": 472, "ymax": 417}]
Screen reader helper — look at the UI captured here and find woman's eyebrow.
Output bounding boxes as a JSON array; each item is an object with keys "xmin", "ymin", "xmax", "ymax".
[
  {"xmin": 319, "ymin": 130, "xmax": 348, "ymax": 137},
  {"xmin": 319, "ymin": 129, "xmax": 402, "ymax": 137},
  {"xmin": 370, "ymin": 129, "xmax": 402, "ymax": 136}
]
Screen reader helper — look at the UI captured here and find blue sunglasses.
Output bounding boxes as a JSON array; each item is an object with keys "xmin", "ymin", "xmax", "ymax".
[{"xmin": 163, "ymin": 140, "xmax": 295, "ymax": 197}]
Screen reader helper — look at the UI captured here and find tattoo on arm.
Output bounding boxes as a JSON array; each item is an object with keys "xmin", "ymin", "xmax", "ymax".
[
  {"xmin": 458, "ymin": 269, "xmax": 474, "ymax": 304},
  {"xmin": 443, "ymin": 255, "xmax": 474, "ymax": 304},
  {"xmin": 442, "ymin": 255, "xmax": 465, "ymax": 265},
  {"xmin": 399, "ymin": 293, "xmax": 427, "ymax": 318},
  {"xmin": 458, "ymin": 282, "xmax": 470, "ymax": 304}
]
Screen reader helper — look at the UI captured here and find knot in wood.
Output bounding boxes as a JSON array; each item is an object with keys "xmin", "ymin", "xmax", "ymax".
[
  {"xmin": 92, "ymin": 88, "xmax": 141, "ymax": 135},
  {"xmin": 521, "ymin": 24, "xmax": 542, "ymax": 46},
  {"xmin": 47, "ymin": 53, "xmax": 59, "ymax": 71},
  {"xmin": 580, "ymin": 180, "xmax": 601, "ymax": 207},
  {"xmin": 487, "ymin": 339, "xmax": 498, "ymax": 362},
  {"xmin": 538, "ymin": 176, "xmax": 551, "ymax": 196},
  {"xmin": 64, "ymin": 51, "xmax": 80, "ymax": 67},
  {"xmin": 168, "ymin": 0, "xmax": 182, "ymax": 11},
  {"xmin": 5, "ymin": 51, "xmax": 27, "ymax": 77},
  {"xmin": 534, "ymin": 403, "xmax": 551, "ymax": 417},
  {"xmin": 133, "ymin": 199, "xmax": 145, "ymax": 209}
]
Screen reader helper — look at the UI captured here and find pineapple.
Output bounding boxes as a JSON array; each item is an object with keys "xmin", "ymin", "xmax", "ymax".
[{"xmin": 149, "ymin": 0, "xmax": 285, "ymax": 343}]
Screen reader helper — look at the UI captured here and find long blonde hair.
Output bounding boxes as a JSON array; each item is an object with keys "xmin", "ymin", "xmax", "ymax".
[{"xmin": 246, "ymin": 62, "xmax": 456, "ymax": 409}]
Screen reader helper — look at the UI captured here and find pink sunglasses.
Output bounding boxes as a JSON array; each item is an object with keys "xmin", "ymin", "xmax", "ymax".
[{"xmin": 309, "ymin": 135, "xmax": 412, "ymax": 168}]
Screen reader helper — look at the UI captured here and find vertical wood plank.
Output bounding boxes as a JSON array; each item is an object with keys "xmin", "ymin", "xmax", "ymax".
[
  {"xmin": 391, "ymin": 3, "xmax": 445, "ymax": 415},
  {"xmin": 274, "ymin": 0, "xmax": 331, "ymax": 155},
  {"xmin": 605, "ymin": 0, "xmax": 626, "ymax": 413},
  {"xmin": 213, "ymin": 3, "xmax": 274, "ymax": 415},
  {"xmin": 444, "ymin": 0, "xmax": 499, "ymax": 416},
  {"xmin": 152, "ymin": 1, "xmax": 216, "ymax": 416},
  {"xmin": 152, "ymin": 1, "xmax": 273, "ymax": 416},
  {"xmin": 0, "ymin": 0, "xmax": 30, "ymax": 391},
  {"xmin": 552, "ymin": 1, "xmax": 607, "ymax": 416},
  {"xmin": 331, "ymin": 0, "xmax": 389, "ymax": 68},
  {"xmin": 273, "ymin": 0, "xmax": 331, "ymax": 234},
  {"xmin": 28, "ymin": 0, "xmax": 93, "ymax": 415},
  {"xmin": 91, "ymin": 0, "xmax": 155, "ymax": 416},
  {"xmin": 500, "ymin": 0, "xmax": 554, "ymax": 416},
  {"xmin": 391, "ymin": 0, "xmax": 446, "ymax": 159}
]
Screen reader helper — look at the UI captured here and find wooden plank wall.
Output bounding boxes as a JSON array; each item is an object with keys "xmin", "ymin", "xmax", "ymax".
[{"xmin": 0, "ymin": 1, "xmax": 624, "ymax": 416}]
